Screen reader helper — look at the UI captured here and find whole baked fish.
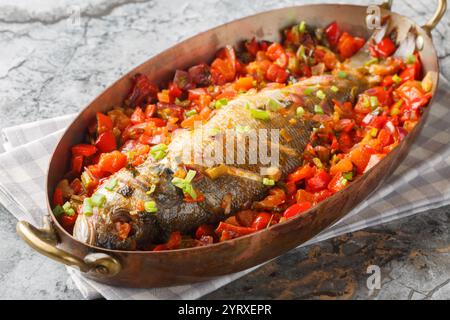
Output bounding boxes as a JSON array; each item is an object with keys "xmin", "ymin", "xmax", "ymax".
[{"xmin": 73, "ymin": 74, "xmax": 367, "ymax": 250}]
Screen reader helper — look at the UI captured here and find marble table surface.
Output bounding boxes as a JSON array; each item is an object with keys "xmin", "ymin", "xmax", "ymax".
[{"xmin": 0, "ymin": 0, "xmax": 449, "ymax": 300}]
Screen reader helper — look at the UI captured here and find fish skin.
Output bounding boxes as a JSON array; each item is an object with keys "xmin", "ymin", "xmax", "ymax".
[{"xmin": 74, "ymin": 75, "xmax": 367, "ymax": 250}]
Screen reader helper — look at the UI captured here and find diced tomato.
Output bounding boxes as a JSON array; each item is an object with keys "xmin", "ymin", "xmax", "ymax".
[
  {"xmin": 371, "ymin": 38, "xmax": 396, "ymax": 58},
  {"xmin": 306, "ymin": 170, "xmax": 331, "ymax": 193},
  {"xmin": 125, "ymin": 73, "xmax": 158, "ymax": 108},
  {"xmin": 265, "ymin": 63, "xmax": 288, "ymax": 83},
  {"xmin": 72, "ymin": 144, "xmax": 97, "ymax": 157},
  {"xmin": 328, "ymin": 172, "xmax": 347, "ymax": 193},
  {"xmin": 95, "ymin": 131, "xmax": 117, "ymax": 153},
  {"xmin": 251, "ymin": 212, "xmax": 272, "ymax": 230},
  {"xmin": 330, "ymin": 158, "xmax": 353, "ymax": 176},
  {"xmin": 325, "ymin": 21, "xmax": 342, "ymax": 47},
  {"xmin": 71, "ymin": 155, "xmax": 84, "ymax": 174},
  {"xmin": 287, "ymin": 164, "xmax": 316, "ymax": 183},
  {"xmin": 98, "ymin": 150, "xmax": 127, "ymax": 174},
  {"xmin": 96, "ymin": 112, "xmax": 113, "ymax": 135},
  {"xmin": 157, "ymin": 90, "xmax": 171, "ymax": 104},
  {"xmin": 130, "ymin": 107, "xmax": 146, "ymax": 124},
  {"xmin": 283, "ymin": 202, "xmax": 312, "ymax": 219},
  {"xmin": 53, "ymin": 188, "xmax": 64, "ymax": 206}
]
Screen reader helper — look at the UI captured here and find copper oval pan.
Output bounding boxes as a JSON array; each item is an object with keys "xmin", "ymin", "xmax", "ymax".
[{"xmin": 17, "ymin": 1, "xmax": 446, "ymax": 287}]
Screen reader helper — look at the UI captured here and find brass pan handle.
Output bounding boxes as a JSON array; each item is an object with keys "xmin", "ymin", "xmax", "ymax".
[
  {"xmin": 17, "ymin": 219, "xmax": 121, "ymax": 277},
  {"xmin": 381, "ymin": 0, "xmax": 447, "ymax": 34}
]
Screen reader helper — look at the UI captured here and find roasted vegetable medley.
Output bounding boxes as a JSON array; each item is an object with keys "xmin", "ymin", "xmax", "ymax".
[{"xmin": 52, "ymin": 20, "xmax": 433, "ymax": 251}]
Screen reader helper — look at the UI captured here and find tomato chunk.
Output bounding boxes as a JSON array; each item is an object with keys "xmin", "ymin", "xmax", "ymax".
[
  {"xmin": 98, "ymin": 150, "xmax": 127, "ymax": 174},
  {"xmin": 283, "ymin": 202, "xmax": 312, "ymax": 219}
]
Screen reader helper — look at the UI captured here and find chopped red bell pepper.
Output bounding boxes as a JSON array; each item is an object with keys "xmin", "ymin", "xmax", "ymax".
[
  {"xmin": 265, "ymin": 63, "xmax": 288, "ymax": 83},
  {"xmin": 371, "ymin": 38, "xmax": 396, "ymax": 58},
  {"xmin": 283, "ymin": 202, "xmax": 312, "ymax": 219},
  {"xmin": 98, "ymin": 150, "xmax": 127, "ymax": 174},
  {"xmin": 306, "ymin": 170, "xmax": 331, "ymax": 193},
  {"xmin": 60, "ymin": 213, "xmax": 77, "ymax": 231},
  {"xmin": 96, "ymin": 112, "xmax": 113, "ymax": 135},
  {"xmin": 195, "ymin": 224, "xmax": 215, "ymax": 240},
  {"xmin": 337, "ymin": 32, "xmax": 365, "ymax": 59},
  {"xmin": 251, "ymin": 212, "xmax": 273, "ymax": 230},
  {"xmin": 400, "ymin": 53, "xmax": 422, "ymax": 81},
  {"xmin": 328, "ymin": 172, "xmax": 347, "ymax": 193},
  {"xmin": 266, "ymin": 43, "xmax": 288, "ymax": 68},
  {"xmin": 72, "ymin": 144, "xmax": 97, "ymax": 157},
  {"xmin": 53, "ymin": 188, "xmax": 64, "ymax": 206},
  {"xmin": 324, "ymin": 21, "xmax": 342, "ymax": 47},
  {"xmin": 71, "ymin": 154, "xmax": 84, "ymax": 174},
  {"xmin": 287, "ymin": 164, "xmax": 316, "ymax": 183},
  {"xmin": 130, "ymin": 107, "xmax": 146, "ymax": 124},
  {"xmin": 215, "ymin": 222, "xmax": 256, "ymax": 237},
  {"xmin": 95, "ymin": 131, "xmax": 117, "ymax": 153},
  {"xmin": 396, "ymin": 81, "xmax": 432, "ymax": 110},
  {"xmin": 144, "ymin": 104, "xmax": 157, "ymax": 118}
]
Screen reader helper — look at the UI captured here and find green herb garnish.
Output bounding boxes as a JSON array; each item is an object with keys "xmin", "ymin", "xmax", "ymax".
[
  {"xmin": 214, "ymin": 98, "xmax": 228, "ymax": 109},
  {"xmin": 262, "ymin": 178, "xmax": 275, "ymax": 186},
  {"xmin": 184, "ymin": 109, "xmax": 197, "ymax": 117},
  {"xmin": 316, "ymin": 90, "xmax": 326, "ymax": 100},
  {"xmin": 144, "ymin": 201, "xmax": 158, "ymax": 213},
  {"xmin": 314, "ymin": 104, "xmax": 324, "ymax": 115},
  {"xmin": 90, "ymin": 193, "xmax": 106, "ymax": 208},
  {"xmin": 250, "ymin": 108, "xmax": 270, "ymax": 121},
  {"xmin": 296, "ymin": 106, "xmax": 305, "ymax": 117},
  {"xmin": 52, "ymin": 205, "xmax": 64, "ymax": 217},
  {"xmin": 338, "ymin": 71, "xmax": 348, "ymax": 79},
  {"xmin": 105, "ymin": 178, "xmax": 118, "ymax": 191}
]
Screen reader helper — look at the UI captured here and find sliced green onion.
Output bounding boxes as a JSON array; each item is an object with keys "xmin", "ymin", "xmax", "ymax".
[
  {"xmin": 185, "ymin": 170, "xmax": 197, "ymax": 183},
  {"xmin": 298, "ymin": 21, "xmax": 306, "ymax": 33},
  {"xmin": 370, "ymin": 96, "xmax": 379, "ymax": 109},
  {"xmin": 250, "ymin": 108, "xmax": 270, "ymax": 121},
  {"xmin": 338, "ymin": 71, "xmax": 348, "ymax": 79},
  {"xmin": 236, "ymin": 125, "xmax": 251, "ymax": 133},
  {"xmin": 370, "ymin": 127, "xmax": 379, "ymax": 137},
  {"xmin": 364, "ymin": 58, "xmax": 379, "ymax": 66},
  {"xmin": 303, "ymin": 87, "xmax": 314, "ymax": 96},
  {"xmin": 343, "ymin": 172, "xmax": 354, "ymax": 181},
  {"xmin": 62, "ymin": 201, "xmax": 71, "ymax": 212},
  {"xmin": 267, "ymin": 98, "xmax": 283, "ymax": 111},
  {"xmin": 313, "ymin": 157, "xmax": 323, "ymax": 168},
  {"xmin": 105, "ymin": 178, "xmax": 118, "ymax": 191},
  {"xmin": 406, "ymin": 54, "xmax": 416, "ymax": 65},
  {"xmin": 52, "ymin": 205, "xmax": 64, "ymax": 217},
  {"xmin": 363, "ymin": 96, "xmax": 371, "ymax": 108},
  {"xmin": 146, "ymin": 184, "xmax": 156, "ymax": 195},
  {"xmin": 296, "ymin": 106, "xmax": 305, "ymax": 117},
  {"xmin": 314, "ymin": 105, "xmax": 324, "ymax": 115},
  {"xmin": 392, "ymin": 74, "xmax": 402, "ymax": 85},
  {"xmin": 82, "ymin": 198, "xmax": 94, "ymax": 216},
  {"xmin": 297, "ymin": 45, "xmax": 307, "ymax": 61},
  {"xmin": 91, "ymin": 193, "xmax": 106, "ymax": 208},
  {"xmin": 316, "ymin": 90, "xmax": 326, "ymax": 100},
  {"xmin": 150, "ymin": 144, "xmax": 168, "ymax": 161},
  {"xmin": 208, "ymin": 127, "xmax": 221, "ymax": 136},
  {"xmin": 144, "ymin": 201, "xmax": 158, "ymax": 213},
  {"xmin": 214, "ymin": 98, "xmax": 228, "ymax": 109},
  {"xmin": 184, "ymin": 109, "xmax": 197, "ymax": 117},
  {"xmin": 262, "ymin": 178, "xmax": 275, "ymax": 186},
  {"xmin": 340, "ymin": 177, "xmax": 348, "ymax": 186},
  {"xmin": 331, "ymin": 85, "xmax": 339, "ymax": 93}
]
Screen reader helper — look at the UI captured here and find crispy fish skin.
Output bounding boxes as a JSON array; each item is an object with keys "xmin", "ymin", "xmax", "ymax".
[{"xmin": 74, "ymin": 75, "xmax": 367, "ymax": 250}]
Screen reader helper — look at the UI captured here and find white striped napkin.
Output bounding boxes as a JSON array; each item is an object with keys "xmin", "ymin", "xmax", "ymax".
[{"xmin": 1, "ymin": 77, "xmax": 450, "ymax": 299}]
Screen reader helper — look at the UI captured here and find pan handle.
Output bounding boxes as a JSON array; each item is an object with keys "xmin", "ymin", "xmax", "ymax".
[
  {"xmin": 381, "ymin": 0, "xmax": 446, "ymax": 34},
  {"xmin": 16, "ymin": 218, "xmax": 121, "ymax": 277}
]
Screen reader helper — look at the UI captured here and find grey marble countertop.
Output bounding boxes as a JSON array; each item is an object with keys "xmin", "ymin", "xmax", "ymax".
[{"xmin": 0, "ymin": 0, "xmax": 449, "ymax": 300}]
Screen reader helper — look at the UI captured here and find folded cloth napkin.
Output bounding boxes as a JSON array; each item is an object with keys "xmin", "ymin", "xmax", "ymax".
[{"xmin": 1, "ymin": 77, "xmax": 450, "ymax": 300}]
